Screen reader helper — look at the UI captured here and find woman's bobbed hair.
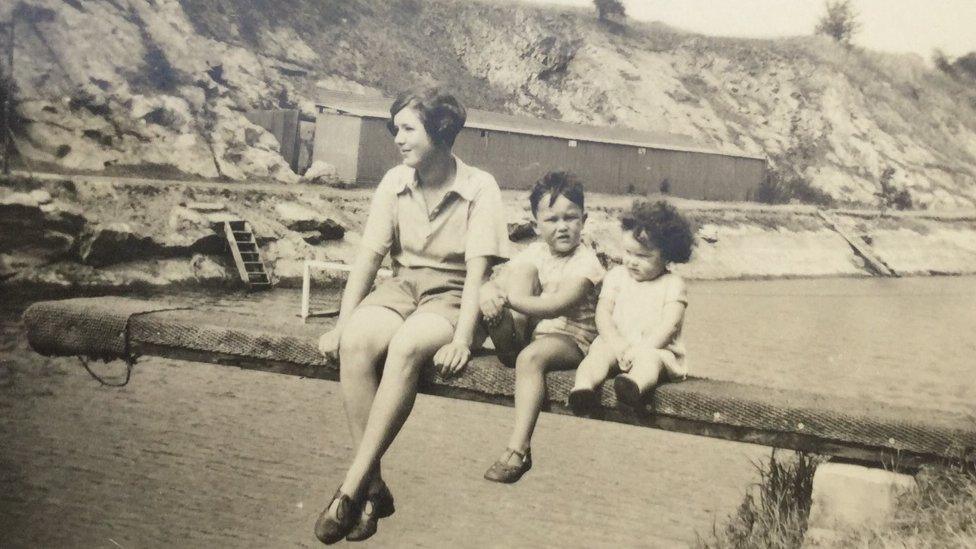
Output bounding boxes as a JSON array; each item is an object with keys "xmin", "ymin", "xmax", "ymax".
[
  {"xmin": 621, "ymin": 200, "xmax": 695, "ymax": 264},
  {"xmin": 387, "ymin": 87, "xmax": 466, "ymax": 148}
]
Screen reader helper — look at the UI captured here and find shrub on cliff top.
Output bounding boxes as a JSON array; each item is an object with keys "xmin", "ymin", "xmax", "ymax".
[
  {"xmin": 594, "ymin": 0, "xmax": 626, "ymax": 22},
  {"xmin": 754, "ymin": 169, "xmax": 835, "ymax": 207},
  {"xmin": 876, "ymin": 166, "xmax": 913, "ymax": 213},
  {"xmin": 815, "ymin": 0, "xmax": 860, "ymax": 47}
]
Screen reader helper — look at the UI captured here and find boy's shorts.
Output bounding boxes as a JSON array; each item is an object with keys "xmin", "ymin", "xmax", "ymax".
[{"xmin": 357, "ymin": 267, "xmax": 465, "ymax": 327}]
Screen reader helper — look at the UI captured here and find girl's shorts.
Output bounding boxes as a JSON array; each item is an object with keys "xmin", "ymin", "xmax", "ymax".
[{"xmin": 357, "ymin": 267, "xmax": 465, "ymax": 327}]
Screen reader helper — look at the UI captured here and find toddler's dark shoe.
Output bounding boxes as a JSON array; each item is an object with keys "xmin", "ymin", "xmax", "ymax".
[
  {"xmin": 315, "ymin": 489, "xmax": 362, "ymax": 545},
  {"xmin": 567, "ymin": 387, "xmax": 599, "ymax": 417},
  {"xmin": 484, "ymin": 448, "xmax": 532, "ymax": 483},
  {"xmin": 613, "ymin": 374, "xmax": 644, "ymax": 411},
  {"xmin": 345, "ymin": 482, "xmax": 395, "ymax": 542}
]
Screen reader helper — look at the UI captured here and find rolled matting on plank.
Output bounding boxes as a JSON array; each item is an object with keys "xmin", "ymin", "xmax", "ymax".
[{"xmin": 23, "ymin": 297, "xmax": 976, "ymax": 467}]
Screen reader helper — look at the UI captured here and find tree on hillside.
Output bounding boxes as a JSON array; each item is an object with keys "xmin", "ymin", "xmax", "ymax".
[
  {"xmin": 953, "ymin": 52, "xmax": 976, "ymax": 80},
  {"xmin": 933, "ymin": 49, "xmax": 956, "ymax": 76},
  {"xmin": 815, "ymin": 0, "xmax": 860, "ymax": 46},
  {"xmin": 594, "ymin": 0, "xmax": 626, "ymax": 22},
  {"xmin": 933, "ymin": 49, "xmax": 976, "ymax": 82},
  {"xmin": 876, "ymin": 166, "xmax": 913, "ymax": 215}
]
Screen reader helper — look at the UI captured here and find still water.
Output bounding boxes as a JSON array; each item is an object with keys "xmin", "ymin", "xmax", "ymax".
[
  {"xmin": 3, "ymin": 276, "xmax": 975, "ymax": 546},
  {"xmin": 687, "ymin": 275, "xmax": 976, "ymax": 416}
]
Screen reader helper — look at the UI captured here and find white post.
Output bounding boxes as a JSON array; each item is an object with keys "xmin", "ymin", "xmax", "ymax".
[{"xmin": 301, "ymin": 261, "xmax": 311, "ymax": 322}]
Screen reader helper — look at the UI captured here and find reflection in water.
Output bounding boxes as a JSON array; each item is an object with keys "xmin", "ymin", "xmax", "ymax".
[{"xmin": 687, "ymin": 276, "xmax": 976, "ymax": 415}]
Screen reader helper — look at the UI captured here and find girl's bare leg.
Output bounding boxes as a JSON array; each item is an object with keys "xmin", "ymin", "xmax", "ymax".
[
  {"xmin": 623, "ymin": 353, "xmax": 665, "ymax": 393},
  {"xmin": 504, "ymin": 335, "xmax": 582, "ymax": 457},
  {"xmin": 339, "ymin": 312, "xmax": 454, "ymax": 499},
  {"xmin": 572, "ymin": 336, "xmax": 617, "ymax": 391},
  {"xmin": 337, "ymin": 306, "xmax": 404, "ymax": 492}
]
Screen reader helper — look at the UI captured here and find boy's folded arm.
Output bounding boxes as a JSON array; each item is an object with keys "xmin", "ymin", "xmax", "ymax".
[{"xmin": 507, "ymin": 277, "xmax": 593, "ymax": 319}]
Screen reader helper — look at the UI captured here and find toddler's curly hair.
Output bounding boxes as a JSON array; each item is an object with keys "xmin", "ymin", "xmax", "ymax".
[{"xmin": 621, "ymin": 200, "xmax": 695, "ymax": 264}]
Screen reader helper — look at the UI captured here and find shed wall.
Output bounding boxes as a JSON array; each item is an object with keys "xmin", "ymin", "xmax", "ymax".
[
  {"xmin": 312, "ymin": 113, "xmax": 363, "ymax": 181},
  {"xmin": 319, "ymin": 114, "xmax": 766, "ymax": 201}
]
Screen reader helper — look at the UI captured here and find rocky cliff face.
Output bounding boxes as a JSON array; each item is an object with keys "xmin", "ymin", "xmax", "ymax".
[{"xmin": 6, "ymin": 0, "xmax": 976, "ymax": 208}]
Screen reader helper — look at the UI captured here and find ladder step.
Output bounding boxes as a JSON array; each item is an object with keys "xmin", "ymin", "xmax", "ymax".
[{"xmin": 224, "ymin": 219, "xmax": 272, "ymax": 289}]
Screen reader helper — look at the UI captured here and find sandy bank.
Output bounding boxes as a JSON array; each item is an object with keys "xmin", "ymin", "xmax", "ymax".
[{"xmin": 3, "ymin": 173, "xmax": 976, "ymax": 290}]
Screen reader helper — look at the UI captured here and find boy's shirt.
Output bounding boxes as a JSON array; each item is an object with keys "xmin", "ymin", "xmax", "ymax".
[{"xmin": 510, "ymin": 241, "xmax": 605, "ymax": 349}]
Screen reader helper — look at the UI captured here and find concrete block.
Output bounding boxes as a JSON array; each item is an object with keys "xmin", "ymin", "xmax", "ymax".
[{"xmin": 804, "ymin": 462, "xmax": 915, "ymax": 545}]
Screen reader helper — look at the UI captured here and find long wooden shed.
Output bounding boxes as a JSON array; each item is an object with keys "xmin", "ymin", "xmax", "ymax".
[{"xmin": 312, "ymin": 90, "xmax": 766, "ymax": 201}]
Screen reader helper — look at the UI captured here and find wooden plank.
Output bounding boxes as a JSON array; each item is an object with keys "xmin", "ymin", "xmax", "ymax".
[
  {"xmin": 23, "ymin": 297, "xmax": 976, "ymax": 470},
  {"xmin": 818, "ymin": 211, "xmax": 897, "ymax": 276},
  {"xmin": 129, "ymin": 340, "xmax": 936, "ymax": 470}
]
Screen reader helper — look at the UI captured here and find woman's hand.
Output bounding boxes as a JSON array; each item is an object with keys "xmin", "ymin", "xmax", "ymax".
[
  {"xmin": 433, "ymin": 340, "xmax": 471, "ymax": 378},
  {"xmin": 317, "ymin": 328, "xmax": 342, "ymax": 360}
]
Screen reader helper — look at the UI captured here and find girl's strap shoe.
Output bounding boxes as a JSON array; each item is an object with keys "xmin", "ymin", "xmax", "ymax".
[
  {"xmin": 345, "ymin": 482, "xmax": 396, "ymax": 542},
  {"xmin": 314, "ymin": 489, "xmax": 361, "ymax": 545}
]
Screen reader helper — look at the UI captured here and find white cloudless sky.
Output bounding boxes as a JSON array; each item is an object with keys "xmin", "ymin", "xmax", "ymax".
[{"xmin": 519, "ymin": 0, "xmax": 976, "ymax": 59}]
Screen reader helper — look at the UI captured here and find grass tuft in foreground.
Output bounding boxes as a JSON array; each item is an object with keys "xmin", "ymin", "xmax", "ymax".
[
  {"xmin": 698, "ymin": 450, "xmax": 823, "ymax": 549},
  {"xmin": 844, "ymin": 464, "xmax": 976, "ymax": 548}
]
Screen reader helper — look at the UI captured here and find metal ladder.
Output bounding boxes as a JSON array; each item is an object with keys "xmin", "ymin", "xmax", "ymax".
[{"xmin": 222, "ymin": 220, "xmax": 272, "ymax": 290}]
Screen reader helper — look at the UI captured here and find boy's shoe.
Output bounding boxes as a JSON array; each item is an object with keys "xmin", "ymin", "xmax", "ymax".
[
  {"xmin": 613, "ymin": 375, "xmax": 644, "ymax": 411},
  {"xmin": 345, "ymin": 482, "xmax": 395, "ymax": 542},
  {"xmin": 484, "ymin": 448, "xmax": 532, "ymax": 484},
  {"xmin": 567, "ymin": 387, "xmax": 599, "ymax": 417}
]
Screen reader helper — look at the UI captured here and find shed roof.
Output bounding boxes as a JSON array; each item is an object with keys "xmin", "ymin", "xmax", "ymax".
[{"xmin": 314, "ymin": 90, "xmax": 765, "ymax": 161}]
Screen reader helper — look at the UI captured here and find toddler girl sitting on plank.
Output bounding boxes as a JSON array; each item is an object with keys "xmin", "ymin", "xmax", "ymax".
[{"xmin": 568, "ymin": 200, "xmax": 694, "ymax": 416}]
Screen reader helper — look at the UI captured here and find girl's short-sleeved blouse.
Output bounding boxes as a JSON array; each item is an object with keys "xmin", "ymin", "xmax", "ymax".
[
  {"xmin": 602, "ymin": 265, "xmax": 688, "ymax": 356},
  {"xmin": 359, "ymin": 157, "xmax": 509, "ymax": 273}
]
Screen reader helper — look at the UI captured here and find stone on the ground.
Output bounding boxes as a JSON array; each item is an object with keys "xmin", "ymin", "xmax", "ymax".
[
  {"xmin": 78, "ymin": 223, "xmax": 157, "ymax": 267},
  {"xmin": 29, "ymin": 190, "xmax": 53, "ymax": 205},
  {"xmin": 1, "ymin": 195, "xmax": 86, "ymax": 259},
  {"xmin": 508, "ymin": 216, "xmax": 537, "ymax": 241},
  {"xmin": 274, "ymin": 201, "xmax": 346, "ymax": 240},
  {"xmin": 190, "ymin": 254, "xmax": 233, "ymax": 283},
  {"xmin": 698, "ymin": 224, "xmax": 719, "ymax": 243},
  {"xmin": 185, "ymin": 201, "xmax": 226, "ymax": 212},
  {"xmin": 302, "ymin": 160, "xmax": 341, "ymax": 186},
  {"xmin": 299, "ymin": 231, "xmax": 324, "ymax": 245},
  {"xmin": 1, "ymin": 192, "xmax": 40, "ymax": 208},
  {"xmin": 803, "ymin": 462, "xmax": 916, "ymax": 547},
  {"xmin": 162, "ymin": 206, "xmax": 225, "ymax": 255}
]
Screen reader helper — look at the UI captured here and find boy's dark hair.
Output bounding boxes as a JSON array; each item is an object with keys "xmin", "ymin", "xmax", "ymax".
[
  {"xmin": 387, "ymin": 87, "xmax": 466, "ymax": 147},
  {"xmin": 529, "ymin": 171, "xmax": 585, "ymax": 217},
  {"xmin": 621, "ymin": 200, "xmax": 695, "ymax": 263}
]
